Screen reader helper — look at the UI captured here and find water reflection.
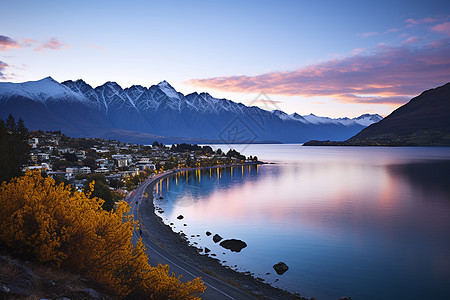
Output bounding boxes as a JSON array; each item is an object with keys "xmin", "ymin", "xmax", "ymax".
[
  {"xmin": 388, "ymin": 160, "xmax": 450, "ymax": 199},
  {"xmin": 154, "ymin": 147, "xmax": 450, "ymax": 300}
]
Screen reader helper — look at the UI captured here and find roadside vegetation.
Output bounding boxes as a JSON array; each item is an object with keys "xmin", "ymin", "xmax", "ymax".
[{"xmin": 0, "ymin": 171, "xmax": 205, "ymax": 299}]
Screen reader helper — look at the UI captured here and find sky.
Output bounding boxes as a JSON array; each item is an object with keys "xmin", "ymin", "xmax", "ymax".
[{"xmin": 1, "ymin": 0, "xmax": 449, "ymax": 118}]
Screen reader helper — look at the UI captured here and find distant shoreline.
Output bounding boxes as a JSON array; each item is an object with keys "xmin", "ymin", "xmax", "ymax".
[{"xmin": 302, "ymin": 139, "xmax": 450, "ymax": 147}]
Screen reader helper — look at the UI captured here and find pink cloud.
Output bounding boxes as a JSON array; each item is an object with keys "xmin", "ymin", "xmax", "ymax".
[
  {"xmin": 386, "ymin": 28, "xmax": 400, "ymax": 33},
  {"xmin": 33, "ymin": 38, "xmax": 70, "ymax": 52},
  {"xmin": 186, "ymin": 39, "xmax": 450, "ymax": 105},
  {"xmin": 0, "ymin": 35, "xmax": 20, "ymax": 51},
  {"xmin": 431, "ymin": 22, "xmax": 450, "ymax": 36},
  {"xmin": 22, "ymin": 38, "xmax": 37, "ymax": 47},
  {"xmin": 406, "ymin": 17, "xmax": 439, "ymax": 25},
  {"xmin": 84, "ymin": 42, "xmax": 105, "ymax": 51},
  {"xmin": 402, "ymin": 36, "xmax": 421, "ymax": 45},
  {"xmin": 358, "ymin": 32, "xmax": 379, "ymax": 38}
]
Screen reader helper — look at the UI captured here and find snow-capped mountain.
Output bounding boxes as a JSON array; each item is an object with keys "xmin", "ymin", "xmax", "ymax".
[
  {"xmin": 0, "ymin": 77, "xmax": 87, "ymax": 104},
  {"xmin": 271, "ymin": 110, "xmax": 382, "ymax": 126},
  {"xmin": 298, "ymin": 113, "xmax": 382, "ymax": 126},
  {"xmin": 0, "ymin": 77, "xmax": 382, "ymax": 143}
]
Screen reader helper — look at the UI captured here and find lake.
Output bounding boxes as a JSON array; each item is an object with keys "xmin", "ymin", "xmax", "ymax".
[{"xmin": 153, "ymin": 144, "xmax": 450, "ymax": 299}]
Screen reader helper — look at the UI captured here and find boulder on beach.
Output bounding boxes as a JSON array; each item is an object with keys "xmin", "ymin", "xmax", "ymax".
[
  {"xmin": 177, "ymin": 215, "xmax": 184, "ymax": 220},
  {"xmin": 219, "ymin": 239, "xmax": 247, "ymax": 252},
  {"xmin": 212, "ymin": 234, "xmax": 222, "ymax": 243},
  {"xmin": 273, "ymin": 262, "xmax": 289, "ymax": 275}
]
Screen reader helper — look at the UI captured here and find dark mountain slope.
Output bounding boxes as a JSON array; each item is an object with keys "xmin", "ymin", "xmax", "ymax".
[{"xmin": 304, "ymin": 82, "xmax": 450, "ymax": 146}]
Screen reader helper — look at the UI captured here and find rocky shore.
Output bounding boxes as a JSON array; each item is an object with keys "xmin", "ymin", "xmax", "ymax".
[{"xmin": 137, "ymin": 169, "xmax": 311, "ymax": 300}]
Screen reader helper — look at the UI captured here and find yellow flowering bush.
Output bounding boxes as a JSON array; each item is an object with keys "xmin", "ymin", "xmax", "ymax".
[{"xmin": 0, "ymin": 171, "xmax": 205, "ymax": 299}]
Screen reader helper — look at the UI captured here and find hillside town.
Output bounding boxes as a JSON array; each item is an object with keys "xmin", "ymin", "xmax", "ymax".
[{"xmin": 24, "ymin": 130, "xmax": 257, "ymax": 195}]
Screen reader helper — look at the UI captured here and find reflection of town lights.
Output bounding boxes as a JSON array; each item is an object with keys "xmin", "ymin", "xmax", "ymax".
[{"xmin": 216, "ymin": 168, "xmax": 219, "ymax": 183}]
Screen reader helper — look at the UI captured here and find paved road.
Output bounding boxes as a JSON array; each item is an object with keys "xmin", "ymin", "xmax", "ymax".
[{"xmin": 127, "ymin": 171, "xmax": 256, "ymax": 300}]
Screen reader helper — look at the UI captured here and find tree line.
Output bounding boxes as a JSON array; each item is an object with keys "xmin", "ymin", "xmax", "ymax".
[{"xmin": 0, "ymin": 114, "xmax": 30, "ymax": 183}]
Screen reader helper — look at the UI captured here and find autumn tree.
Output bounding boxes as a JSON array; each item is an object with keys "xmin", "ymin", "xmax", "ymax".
[
  {"xmin": 0, "ymin": 171, "xmax": 205, "ymax": 298},
  {"xmin": 83, "ymin": 174, "xmax": 117, "ymax": 211}
]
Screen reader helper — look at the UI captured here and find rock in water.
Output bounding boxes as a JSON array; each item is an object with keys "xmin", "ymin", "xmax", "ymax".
[
  {"xmin": 177, "ymin": 215, "xmax": 184, "ymax": 220},
  {"xmin": 206, "ymin": 231, "xmax": 212, "ymax": 236},
  {"xmin": 219, "ymin": 239, "xmax": 247, "ymax": 252},
  {"xmin": 213, "ymin": 234, "xmax": 222, "ymax": 243},
  {"xmin": 273, "ymin": 262, "xmax": 289, "ymax": 275}
]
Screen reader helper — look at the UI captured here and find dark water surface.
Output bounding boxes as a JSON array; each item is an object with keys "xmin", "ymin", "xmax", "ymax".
[{"xmin": 153, "ymin": 145, "xmax": 450, "ymax": 299}]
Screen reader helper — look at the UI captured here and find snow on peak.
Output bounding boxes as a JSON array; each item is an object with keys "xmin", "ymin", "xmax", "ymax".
[
  {"xmin": 290, "ymin": 113, "xmax": 307, "ymax": 122},
  {"xmin": 301, "ymin": 113, "xmax": 382, "ymax": 126},
  {"xmin": 301, "ymin": 114, "xmax": 333, "ymax": 124},
  {"xmin": 0, "ymin": 77, "xmax": 85, "ymax": 104},
  {"xmin": 41, "ymin": 76, "xmax": 57, "ymax": 82},
  {"xmin": 272, "ymin": 109, "xmax": 293, "ymax": 121},
  {"xmin": 352, "ymin": 114, "xmax": 383, "ymax": 126},
  {"xmin": 103, "ymin": 81, "xmax": 123, "ymax": 92},
  {"xmin": 157, "ymin": 80, "xmax": 180, "ymax": 99},
  {"xmin": 271, "ymin": 110, "xmax": 382, "ymax": 126}
]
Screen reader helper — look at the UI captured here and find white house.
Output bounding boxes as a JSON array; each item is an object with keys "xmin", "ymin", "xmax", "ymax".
[
  {"xmin": 66, "ymin": 167, "xmax": 80, "ymax": 174},
  {"xmin": 76, "ymin": 150, "xmax": 86, "ymax": 160},
  {"xmin": 95, "ymin": 167, "xmax": 109, "ymax": 173},
  {"xmin": 136, "ymin": 161, "xmax": 156, "ymax": 171},
  {"xmin": 28, "ymin": 138, "xmax": 39, "ymax": 149},
  {"xmin": 80, "ymin": 166, "xmax": 91, "ymax": 174}
]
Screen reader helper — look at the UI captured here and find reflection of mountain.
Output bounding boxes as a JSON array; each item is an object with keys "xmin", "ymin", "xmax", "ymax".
[{"xmin": 388, "ymin": 161, "xmax": 450, "ymax": 198}]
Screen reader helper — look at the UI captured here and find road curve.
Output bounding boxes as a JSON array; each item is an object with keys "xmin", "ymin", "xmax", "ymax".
[{"xmin": 127, "ymin": 170, "xmax": 257, "ymax": 300}]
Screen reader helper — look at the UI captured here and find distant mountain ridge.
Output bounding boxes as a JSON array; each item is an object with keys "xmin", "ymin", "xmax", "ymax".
[
  {"xmin": 304, "ymin": 82, "xmax": 450, "ymax": 146},
  {"xmin": 0, "ymin": 77, "xmax": 382, "ymax": 144}
]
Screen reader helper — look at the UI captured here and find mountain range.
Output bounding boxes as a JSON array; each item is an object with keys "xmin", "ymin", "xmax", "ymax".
[
  {"xmin": 304, "ymin": 82, "xmax": 450, "ymax": 146},
  {"xmin": 0, "ymin": 77, "xmax": 382, "ymax": 144}
]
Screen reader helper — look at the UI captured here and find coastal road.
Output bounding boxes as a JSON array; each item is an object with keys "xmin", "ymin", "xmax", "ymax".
[{"xmin": 127, "ymin": 171, "xmax": 257, "ymax": 300}]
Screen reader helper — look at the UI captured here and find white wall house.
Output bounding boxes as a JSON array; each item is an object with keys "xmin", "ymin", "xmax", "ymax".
[
  {"xmin": 80, "ymin": 166, "xmax": 91, "ymax": 174},
  {"xmin": 136, "ymin": 162, "xmax": 156, "ymax": 171}
]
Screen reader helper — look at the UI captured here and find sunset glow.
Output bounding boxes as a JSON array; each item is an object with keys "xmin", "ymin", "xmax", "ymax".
[{"xmin": 1, "ymin": 0, "xmax": 449, "ymax": 117}]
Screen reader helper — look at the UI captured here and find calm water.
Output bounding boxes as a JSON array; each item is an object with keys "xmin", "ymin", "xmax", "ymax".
[{"xmin": 153, "ymin": 145, "xmax": 450, "ymax": 300}]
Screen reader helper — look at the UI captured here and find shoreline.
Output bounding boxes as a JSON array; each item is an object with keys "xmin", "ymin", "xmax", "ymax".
[{"xmin": 136, "ymin": 164, "xmax": 305, "ymax": 300}]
